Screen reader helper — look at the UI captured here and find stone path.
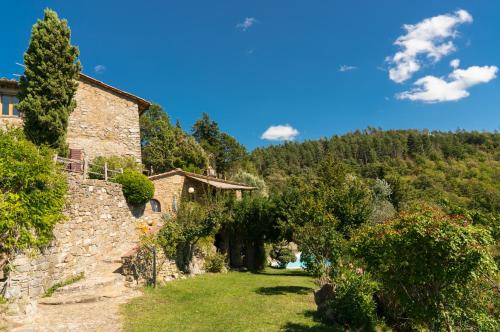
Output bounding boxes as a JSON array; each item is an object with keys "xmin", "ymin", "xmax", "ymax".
[{"xmin": 11, "ymin": 262, "xmax": 140, "ymax": 332}]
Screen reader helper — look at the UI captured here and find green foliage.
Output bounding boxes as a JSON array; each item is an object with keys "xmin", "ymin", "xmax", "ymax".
[
  {"xmin": 204, "ymin": 252, "xmax": 228, "ymax": 273},
  {"xmin": 43, "ymin": 272, "xmax": 84, "ymax": 297},
  {"xmin": 18, "ymin": 9, "xmax": 81, "ymax": 156},
  {"xmin": 192, "ymin": 113, "xmax": 247, "ymax": 175},
  {"xmin": 158, "ymin": 201, "xmax": 223, "ymax": 273},
  {"xmin": 0, "ymin": 129, "xmax": 67, "ymax": 255},
  {"xmin": 89, "ymin": 155, "xmax": 141, "ymax": 180},
  {"xmin": 252, "ymin": 129, "xmax": 500, "ymax": 214},
  {"xmin": 351, "ymin": 207, "xmax": 498, "ymax": 331},
  {"xmin": 269, "ymin": 241, "xmax": 296, "ymax": 269},
  {"xmin": 231, "ymin": 170, "xmax": 268, "ymax": 197},
  {"xmin": 141, "ymin": 104, "xmax": 208, "ymax": 174},
  {"xmin": 221, "ymin": 196, "xmax": 278, "ymax": 271},
  {"xmin": 114, "ymin": 169, "xmax": 154, "ymax": 205},
  {"xmin": 275, "ymin": 160, "xmax": 373, "ymax": 277},
  {"xmin": 321, "ymin": 266, "xmax": 380, "ymax": 330}
]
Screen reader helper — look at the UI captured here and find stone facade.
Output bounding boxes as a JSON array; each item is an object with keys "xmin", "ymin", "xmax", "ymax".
[
  {"xmin": 0, "ymin": 75, "xmax": 149, "ymax": 162},
  {"xmin": 67, "ymin": 77, "xmax": 142, "ymax": 162},
  {"xmin": 0, "ymin": 174, "xmax": 144, "ymax": 309},
  {"xmin": 146, "ymin": 173, "xmax": 207, "ymax": 219}
]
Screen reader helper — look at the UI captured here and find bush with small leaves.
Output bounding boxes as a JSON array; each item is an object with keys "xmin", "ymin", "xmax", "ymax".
[
  {"xmin": 114, "ymin": 169, "xmax": 154, "ymax": 205},
  {"xmin": 0, "ymin": 129, "xmax": 67, "ymax": 257},
  {"xmin": 204, "ymin": 252, "xmax": 228, "ymax": 273},
  {"xmin": 270, "ymin": 241, "xmax": 296, "ymax": 269},
  {"xmin": 317, "ymin": 266, "xmax": 380, "ymax": 330},
  {"xmin": 351, "ymin": 206, "xmax": 498, "ymax": 331}
]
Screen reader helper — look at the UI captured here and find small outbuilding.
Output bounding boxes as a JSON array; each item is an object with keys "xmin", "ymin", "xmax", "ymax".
[{"xmin": 146, "ymin": 168, "xmax": 255, "ymax": 216}]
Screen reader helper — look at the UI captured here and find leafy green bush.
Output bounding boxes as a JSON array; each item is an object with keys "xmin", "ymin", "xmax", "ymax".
[
  {"xmin": 89, "ymin": 155, "xmax": 141, "ymax": 180},
  {"xmin": 114, "ymin": 169, "xmax": 154, "ymax": 205},
  {"xmin": 204, "ymin": 252, "xmax": 228, "ymax": 273},
  {"xmin": 351, "ymin": 206, "xmax": 498, "ymax": 331},
  {"xmin": 270, "ymin": 241, "xmax": 296, "ymax": 269},
  {"xmin": 319, "ymin": 267, "xmax": 379, "ymax": 330},
  {"xmin": 0, "ymin": 129, "xmax": 67, "ymax": 256},
  {"xmin": 158, "ymin": 201, "xmax": 223, "ymax": 273}
]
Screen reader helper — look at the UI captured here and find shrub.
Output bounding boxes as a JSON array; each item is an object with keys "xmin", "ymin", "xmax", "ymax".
[
  {"xmin": 204, "ymin": 252, "xmax": 228, "ymax": 273},
  {"xmin": 318, "ymin": 266, "xmax": 379, "ymax": 330},
  {"xmin": 269, "ymin": 241, "xmax": 296, "ymax": 269},
  {"xmin": 0, "ymin": 129, "xmax": 67, "ymax": 256},
  {"xmin": 351, "ymin": 206, "xmax": 498, "ymax": 331},
  {"xmin": 114, "ymin": 169, "xmax": 154, "ymax": 205},
  {"xmin": 158, "ymin": 201, "xmax": 223, "ymax": 273},
  {"xmin": 89, "ymin": 155, "xmax": 141, "ymax": 180}
]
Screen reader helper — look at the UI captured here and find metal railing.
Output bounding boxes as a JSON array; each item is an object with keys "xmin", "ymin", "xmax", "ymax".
[{"xmin": 54, "ymin": 155, "xmax": 123, "ymax": 181}]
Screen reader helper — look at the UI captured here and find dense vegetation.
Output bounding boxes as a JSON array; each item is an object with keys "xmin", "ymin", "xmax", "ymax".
[
  {"xmin": 192, "ymin": 113, "xmax": 247, "ymax": 176},
  {"xmin": 252, "ymin": 128, "xmax": 499, "ymax": 213},
  {"xmin": 18, "ymin": 9, "xmax": 81, "ymax": 156},
  {"xmin": 114, "ymin": 169, "xmax": 155, "ymax": 205},
  {"xmin": 141, "ymin": 104, "xmax": 208, "ymax": 174},
  {"xmin": 0, "ymin": 130, "xmax": 67, "ymax": 259}
]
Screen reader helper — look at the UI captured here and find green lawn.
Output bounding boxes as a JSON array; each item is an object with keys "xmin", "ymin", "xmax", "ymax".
[{"xmin": 121, "ymin": 269, "xmax": 335, "ymax": 332}]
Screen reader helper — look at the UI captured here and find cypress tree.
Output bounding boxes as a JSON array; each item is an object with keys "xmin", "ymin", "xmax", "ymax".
[{"xmin": 18, "ymin": 9, "xmax": 81, "ymax": 156}]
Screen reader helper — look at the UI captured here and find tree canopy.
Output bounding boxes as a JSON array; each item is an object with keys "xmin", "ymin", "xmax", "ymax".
[
  {"xmin": 192, "ymin": 113, "xmax": 247, "ymax": 175},
  {"xmin": 141, "ymin": 104, "xmax": 208, "ymax": 174},
  {"xmin": 18, "ymin": 9, "xmax": 81, "ymax": 156}
]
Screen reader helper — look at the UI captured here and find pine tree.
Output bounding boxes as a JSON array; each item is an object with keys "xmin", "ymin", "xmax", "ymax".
[{"xmin": 18, "ymin": 9, "xmax": 81, "ymax": 156}]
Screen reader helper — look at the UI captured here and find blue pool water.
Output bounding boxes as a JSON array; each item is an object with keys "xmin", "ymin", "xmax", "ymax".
[{"xmin": 286, "ymin": 252, "xmax": 305, "ymax": 269}]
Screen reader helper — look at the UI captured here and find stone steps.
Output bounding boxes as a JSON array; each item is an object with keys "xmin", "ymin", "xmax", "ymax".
[
  {"xmin": 52, "ymin": 273, "xmax": 124, "ymax": 295},
  {"xmin": 39, "ymin": 261, "xmax": 127, "ymax": 306},
  {"xmin": 38, "ymin": 285, "xmax": 126, "ymax": 305}
]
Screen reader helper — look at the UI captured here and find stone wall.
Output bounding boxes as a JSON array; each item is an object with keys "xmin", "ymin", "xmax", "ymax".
[
  {"xmin": 146, "ymin": 174, "xmax": 209, "ymax": 218},
  {"xmin": 0, "ymin": 174, "xmax": 145, "ymax": 310},
  {"xmin": 68, "ymin": 78, "xmax": 142, "ymax": 162},
  {"xmin": 0, "ymin": 117, "xmax": 22, "ymax": 131}
]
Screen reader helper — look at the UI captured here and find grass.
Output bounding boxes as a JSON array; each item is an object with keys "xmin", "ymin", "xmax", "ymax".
[
  {"xmin": 122, "ymin": 268, "xmax": 337, "ymax": 332},
  {"xmin": 43, "ymin": 272, "xmax": 84, "ymax": 297}
]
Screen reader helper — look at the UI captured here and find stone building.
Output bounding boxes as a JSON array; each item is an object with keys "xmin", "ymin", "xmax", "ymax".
[
  {"xmin": 0, "ymin": 73, "xmax": 150, "ymax": 162},
  {"xmin": 147, "ymin": 168, "xmax": 255, "ymax": 217}
]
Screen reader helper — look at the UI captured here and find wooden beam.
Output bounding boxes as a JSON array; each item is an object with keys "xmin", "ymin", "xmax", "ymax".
[{"xmin": 0, "ymin": 95, "xmax": 2, "ymax": 116}]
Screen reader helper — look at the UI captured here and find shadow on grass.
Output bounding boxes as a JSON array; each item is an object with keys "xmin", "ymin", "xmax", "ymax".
[
  {"xmin": 255, "ymin": 285, "xmax": 313, "ymax": 295},
  {"xmin": 281, "ymin": 310, "xmax": 342, "ymax": 332},
  {"xmin": 255, "ymin": 269, "xmax": 311, "ymax": 277}
]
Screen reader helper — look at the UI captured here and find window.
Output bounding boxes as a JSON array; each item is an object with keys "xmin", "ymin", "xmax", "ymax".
[
  {"xmin": 1, "ymin": 96, "xmax": 9, "ymax": 116},
  {"xmin": 0, "ymin": 95, "xmax": 20, "ymax": 117},
  {"xmin": 150, "ymin": 199, "xmax": 161, "ymax": 213},
  {"xmin": 12, "ymin": 97, "xmax": 19, "ymax": 116}
]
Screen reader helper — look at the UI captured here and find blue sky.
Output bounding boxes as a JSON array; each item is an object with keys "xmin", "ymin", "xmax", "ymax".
[{"xmin": 1, "ymin": 1, "xmax": 499, "ymax": 149}]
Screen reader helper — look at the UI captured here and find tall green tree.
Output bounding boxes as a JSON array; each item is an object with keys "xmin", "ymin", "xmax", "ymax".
[
  {"xmin": 192, "ymin": 113, "xmax": 247, "ymax": 175},
  {"xmin": 18, "ymin": 9, "xmax": 81, "ymax": 156},
  {"xmin": 141, "ymin": 104, "xmax": 208, "ymax": 174}
]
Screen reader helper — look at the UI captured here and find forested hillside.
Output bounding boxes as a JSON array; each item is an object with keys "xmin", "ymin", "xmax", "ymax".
[{"xmin": 251, "ymin": 128, "xmax": 500, "ymax": 213}]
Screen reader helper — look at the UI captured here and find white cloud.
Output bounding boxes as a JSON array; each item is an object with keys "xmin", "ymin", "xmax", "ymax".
[
  {"xmin": 339, "ymin": 65, "xmax": 357, "ymax": 72},
  {"xmin": 261, "ymin": 125, "xmax": 299, "ymax": 141},
  {"xmin": 94, "ymin": 65, "xmax": 106, "ymax": 74},
  {"xmin": 397, "ymin": 65, "xmax": 497, "ymax": 103},
  {"xmin": 236, "ymin": 17, "xmax": 257, "ymax": 31},
  {"xmin": 387, "ymin": 9, "xmax": 472, "ymax": 83},
  {"xmin": 450, "ymin": 58, "xmax": 460, "ymax": 69}
]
